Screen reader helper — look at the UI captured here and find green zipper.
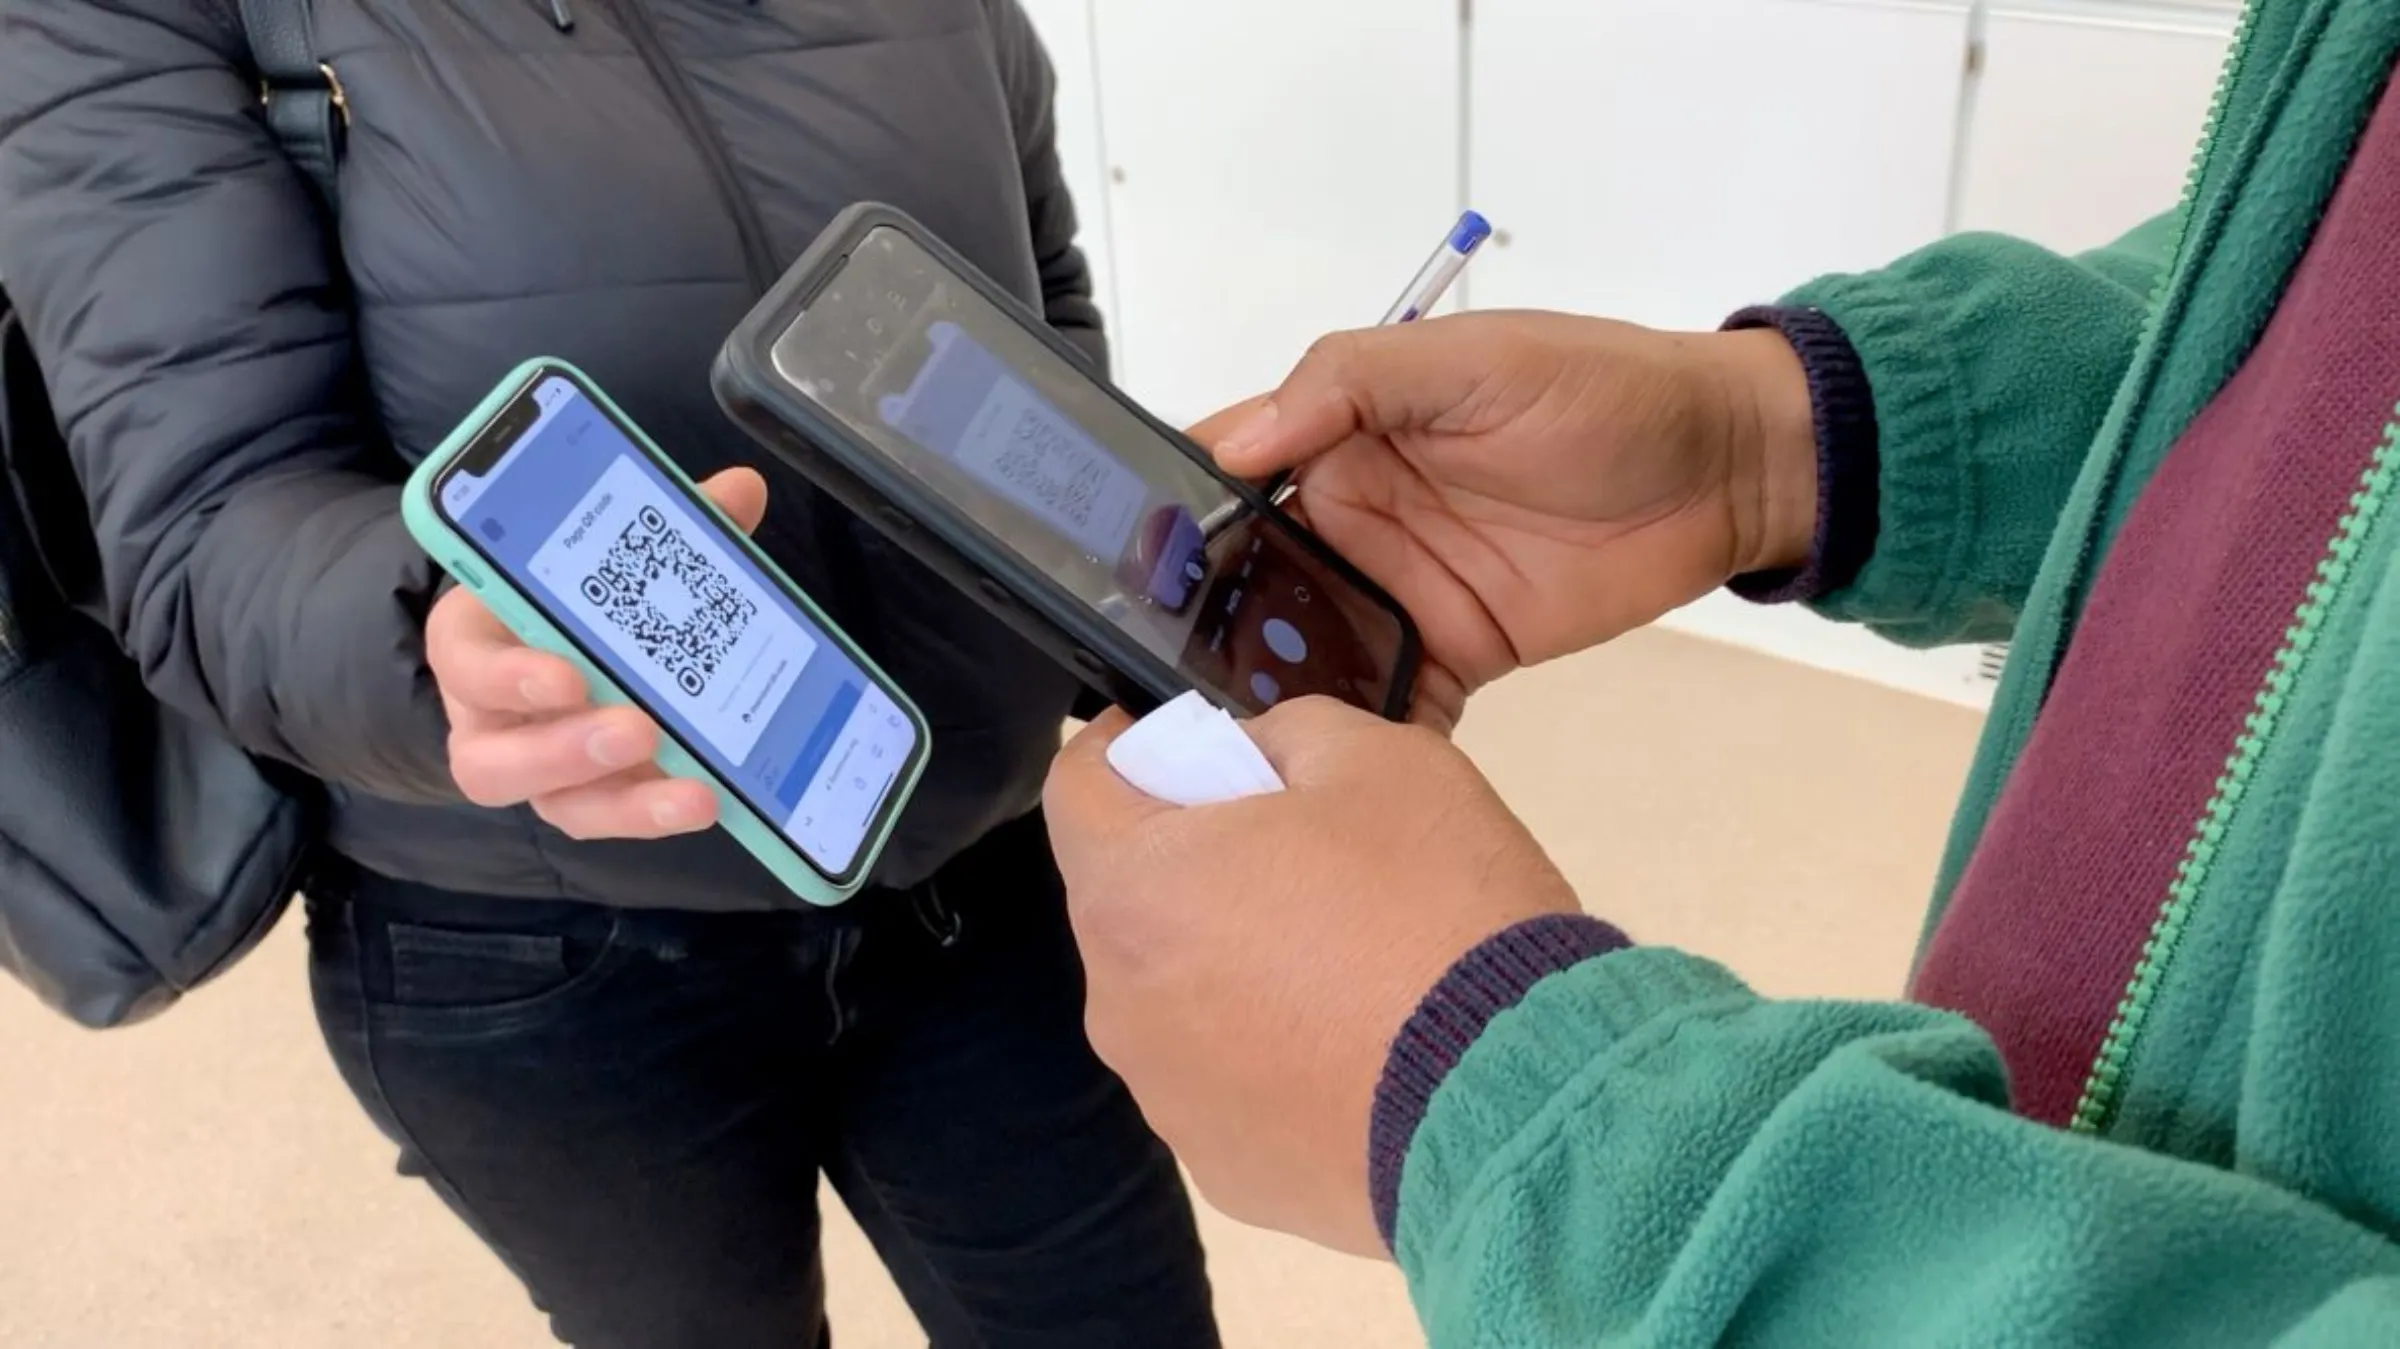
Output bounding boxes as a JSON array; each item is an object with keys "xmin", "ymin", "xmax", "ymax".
[
  {"xmin": 2061, "ymin": 0, "xmax": 2267, "ymax": 1136},
  {"xmin": 1949, "ymin": 0, "xmax": 2274, "ymax": 841},
  {"xmin": 2073, "ymin": 408, "xmax": 2400, "ymax": 1133}
]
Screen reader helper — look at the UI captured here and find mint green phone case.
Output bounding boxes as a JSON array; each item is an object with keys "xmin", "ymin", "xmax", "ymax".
[{"xmin": 400, "ymin": 358, "xmax": 930, "ymax": 907}]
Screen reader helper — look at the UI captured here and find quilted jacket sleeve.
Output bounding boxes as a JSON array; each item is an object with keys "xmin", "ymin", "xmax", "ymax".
[
  {"xmin": 987, "ymin": 0, "xmax": 1110, "ymax": 375},
  {"xmin": 0, "ymin": 0, "xmax": 460, "ymax": 804}
]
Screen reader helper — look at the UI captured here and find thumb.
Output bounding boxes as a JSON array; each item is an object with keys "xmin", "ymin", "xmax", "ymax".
[
  {"xmin": 1187, "ymin": 394, "xmax": 1273, "ymax": 449},
  {"xmin": 1044, "ymin": 710, "xmax": 1176, "ymax": 849},
  {"xmin": 1185, "ymin": 394, "xmax": 1273, "ymax": 472},
  {"xmin": 1209, "ymin": 317, "xmax": 1500, "ymax": 479},
  {"xmin": 700, "ymin": 467, "xmax": 769, "ymax": 536}
]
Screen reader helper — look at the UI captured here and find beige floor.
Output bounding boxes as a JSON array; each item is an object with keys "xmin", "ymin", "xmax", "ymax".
[{"xmin": 0, "ymin": 629, "xmax": 1984, "ymax": 1348}]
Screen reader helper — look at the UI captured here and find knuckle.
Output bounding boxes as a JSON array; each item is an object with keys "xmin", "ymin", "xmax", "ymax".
[
  {"xmin": 448, "ymin": 751, "xmax": 510, "ymax": 808},
  {"xmin": 1294, "ymin": 692, "xmax": 1359, "ymax": 729},
  {"xmin": 427, "ymin": 644, "xmax": 491, "ymax": 699},
  {"xmin": 1393, "ymin": 717, "xmax": 1453, "ymax": 757},
  {"xmin": 427, "ymin": 587, "xmax": 477, "ymax": 637},
  {"xmin": 538, "ymin": 803, "xmax": 602, "ymax": 842},
  {"xmin": 1081, "ymin": 1005, "xmax": 1136, "ymax": 1074},
  {"xmin": 1068, "ymin": 886, "xmax": 1131, "ymax": 952},
  {"xmin": 1401, "ymin": 727, "xmax": 1472, "ymax": 786},
  {"xmin": 1038, "ymin": 764, "xmax": 1073, "ymax": 817},
  {"xmin": 422, "ymin": 625, "xmax": 458, "ymax": 677},
  {"xmin": 1258, "ymin": 693, "xmax": 1355, "ymax": 747},
  {"xmin": 1299, "ymin": 330, "xmax": 1362, "ymax": 384}
]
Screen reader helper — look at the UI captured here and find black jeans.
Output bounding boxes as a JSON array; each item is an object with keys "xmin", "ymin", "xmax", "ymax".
[{"xmin": 307, "ymin": 812, "xmax": 1217, "ymax": 1348}]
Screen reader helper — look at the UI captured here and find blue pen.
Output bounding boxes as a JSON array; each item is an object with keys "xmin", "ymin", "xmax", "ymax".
[
  {"xmin": 1380, "ymin": 209, "xmax": 1493, "ymax": 325},
  {"xmin": 1258, "ymin": 210, "xmax": 1493, "ymax": 506}
]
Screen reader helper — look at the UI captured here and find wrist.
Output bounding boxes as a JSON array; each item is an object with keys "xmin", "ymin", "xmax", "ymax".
[{"xmin": 1706, "ymin": 327, "xmax": 1822, "ymax": 578}]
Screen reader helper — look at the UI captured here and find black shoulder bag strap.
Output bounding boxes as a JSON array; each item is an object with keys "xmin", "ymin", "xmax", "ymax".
[
  {"xmin": 0, "ymin": 0, "xmax": 348, "ymax": 1030},
  {"xmin": 238, "ymin": 0, "xmax": 346, "ymax": 209}
]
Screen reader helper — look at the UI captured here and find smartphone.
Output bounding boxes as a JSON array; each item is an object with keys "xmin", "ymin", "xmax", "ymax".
[
  {"xmin": 401, "ymin": 360, "xmax": 931, "ymax": 907},
  {"xmin": 712, "ymin": 204, "xmax": 1421, "ymax": 721}
]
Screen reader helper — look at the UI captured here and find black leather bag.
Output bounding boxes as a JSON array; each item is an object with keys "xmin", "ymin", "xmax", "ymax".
[{"xmin": 0, "ymin": 0, "xmax": 344, "ymax": 1027}]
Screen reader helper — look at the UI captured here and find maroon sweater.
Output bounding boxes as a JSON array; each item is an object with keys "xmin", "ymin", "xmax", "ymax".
[
  {"xmin": 1911, "ymin": 67, "xmax": 2400, "ymax": 1126},
  {"xmin": 1367, "ymin": 62, "xmax": 2400, "ymax": 1244}
]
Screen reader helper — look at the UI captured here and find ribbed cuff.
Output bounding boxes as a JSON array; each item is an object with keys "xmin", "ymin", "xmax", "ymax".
[
  {"xmin": 1367, "ymin": 913, "xmax": 1632, "ymax": 1248},
  {"xmin": 1721, "ymin": 306, "xmax": 1881, "ymax": 604}
]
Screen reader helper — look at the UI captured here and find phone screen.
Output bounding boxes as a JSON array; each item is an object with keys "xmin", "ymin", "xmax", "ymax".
[
  {"xmin": 764, "ymin": 226, "xmax": 1413, "ymax": 717},
  {"xmin": 435, "ymin": 371, "xmax": 923, "ymax": 881}
]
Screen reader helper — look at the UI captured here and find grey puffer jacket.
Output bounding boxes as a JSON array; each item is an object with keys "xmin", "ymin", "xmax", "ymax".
[{"xmin": 0, "ymin": 0, "xmax": 1097, "ymax": 909}]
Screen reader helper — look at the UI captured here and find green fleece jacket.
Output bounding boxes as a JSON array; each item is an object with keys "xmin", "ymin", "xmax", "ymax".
[{"xmin": 1393, "ymin": 1, "xmax": 2400, "ymax": 1343}]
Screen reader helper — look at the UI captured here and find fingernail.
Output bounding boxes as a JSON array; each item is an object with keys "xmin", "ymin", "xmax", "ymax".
[
  {"xmin": 651, "ymin": 797, "xmax": 690, "ymax": 830},
  {"xmin": 1219, "ymin": 401, "xmax": 1279, "ymax": 459},
  {"xmin": 519, "ymin": 677, "xmax": 552, "ymax": 707},
  {"xmin": 589, "ymin": 726, "xmax": 645, "ymax": 768}
]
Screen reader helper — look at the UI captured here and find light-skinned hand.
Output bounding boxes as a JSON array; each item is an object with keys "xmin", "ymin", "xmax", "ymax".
[
  {"xmin": 425, "ymin": 467, "xmax": 768, "ymax": 840},
  {"xmin": 1044, "ymin": 696, "xmax": 1582, "ymax": 1256}
]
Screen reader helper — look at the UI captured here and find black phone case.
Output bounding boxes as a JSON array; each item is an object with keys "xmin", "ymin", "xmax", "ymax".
[{"xmin": 711, "ymin": 202, "xmax": 1421, "ymax": 721}]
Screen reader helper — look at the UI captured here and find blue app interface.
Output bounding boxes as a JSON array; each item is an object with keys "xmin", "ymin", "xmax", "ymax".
[{"xmin": 440, "ymin": 376, "xmax": 919, "ymax": 877}]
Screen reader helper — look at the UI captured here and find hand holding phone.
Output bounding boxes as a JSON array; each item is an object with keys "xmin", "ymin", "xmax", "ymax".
[
  {"xmin": 406, "ymin": 361, "xmax": 932, "ymax": 906},
  {"xmin": 714, "ymin": 205, "xmax": 1424, "ymax": 724},
  {"xmin": 427, "ymin": 468, "xmax": 768, "ymax": 841}
]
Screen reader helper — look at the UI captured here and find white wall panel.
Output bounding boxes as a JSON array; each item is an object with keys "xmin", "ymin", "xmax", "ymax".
[
  {"xmin": 1060, "ymin": 0, "xmax": 2234, "ymax": 708},
  {"xmin": 1470, "ymin": 0, "xmax": 1970, "ymax": 328},
  {"xmin": 1090, "ymin": 0, "xmax": 1462, "ymax": 425},
  {"xmin": 1472, "ymin": 0, "xmax": 1990, "ymax": 706},
  {"xmin": 1958, "ymin": 4, "xmax": 2235, "ymax": 249}
]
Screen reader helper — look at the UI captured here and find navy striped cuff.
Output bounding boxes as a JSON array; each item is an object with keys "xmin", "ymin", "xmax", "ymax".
[
  {"xmin": 1367, "ymin": 913, "xmax": 1633, "ymax": 1248},
  {"xmin": 1721, "ymin": 306, "xmax": 1880, "ymax": 604}
]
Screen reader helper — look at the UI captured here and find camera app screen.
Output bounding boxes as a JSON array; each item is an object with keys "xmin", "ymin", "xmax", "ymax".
[{"xmin": 772, "ymin": 227, "xmax": 1410, "ymax": 716}]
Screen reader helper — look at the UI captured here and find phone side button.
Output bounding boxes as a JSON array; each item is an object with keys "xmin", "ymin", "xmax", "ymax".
[
  {"xmin": 450, "ymin": 560, "xmax": 489, "ymax": 590},
  {"xmin": 1070, "ymin": 649, "xmax": 1113, "ymax": 681},
  {"xmin": 974, "ymin": 575, "xmax": 1018, "ymax": 610},
  {"xmin": 875, "ymin": 505, "xmax": 917, "ymax": 537}
]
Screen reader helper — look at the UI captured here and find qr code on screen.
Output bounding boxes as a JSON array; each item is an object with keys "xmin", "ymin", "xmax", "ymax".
[
  {"xmin": 577, "ymin": 505, "xmax": 756, "ymax": 698},
  {"xmin": 991, "ymin": 410, "xmax": 1108, "ymax": 531}
]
